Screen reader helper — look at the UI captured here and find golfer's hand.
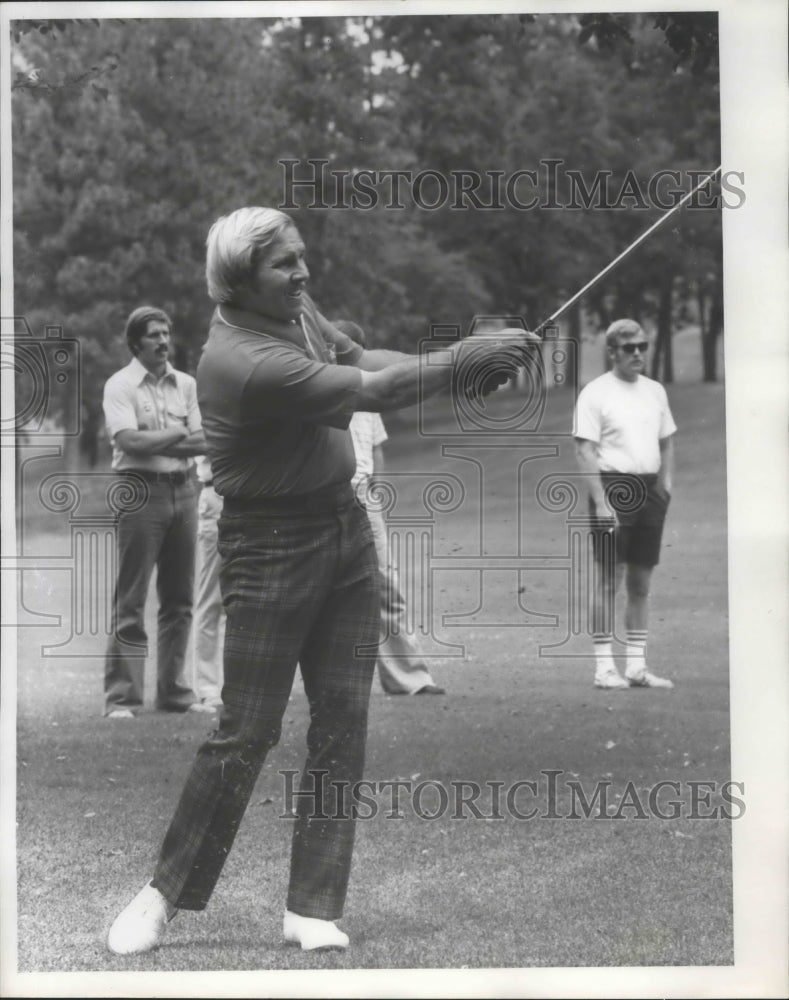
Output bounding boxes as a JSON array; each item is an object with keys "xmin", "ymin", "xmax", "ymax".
[{"xmin": 453, "ymin": 329, "xmax": 540, "ymax": 400}]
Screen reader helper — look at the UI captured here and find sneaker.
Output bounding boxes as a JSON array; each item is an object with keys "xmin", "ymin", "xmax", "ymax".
[
  {"xmin": 107, "ymin": 882, "xmax": 177, "ymax": 955},
  {"xmin": 106, "ymin": 708, "xmax": 135, "ymax": 719},
  {"xmin": 594, "ymin": 670, "xmax": 629, "ymax": 690},
  {"xmin": 186, "ymin": 702, "xmax": 218, "ymax": 714},
  {"xmin": 626, "ymin": 670, "xmax": 674, "ymax": 689},
  {"xmin": 283, "ymin": 910, "xmax": 349, "ymax": 951}
]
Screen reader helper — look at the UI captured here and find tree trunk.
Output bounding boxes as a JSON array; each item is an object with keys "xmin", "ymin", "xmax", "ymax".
[
  {"xmin": 696, "ymin": 281, "xmax": 708, "ymax": 342},
  {"xmin": 565, "ymin": 301, "xmax": 582, "ymax": 390},
  {"xmin": 702, "ymin": 274, "xmax": 723, "ymax": 382},
  {"xmin": 588, "ymin": 289, "xmax": 611, "ymax": 331},
  {"xmin": 651, "ymin": 273, "xmax": 674, "ymax": 383},
  {"xmin": 79, "ymin": 401, "xmax": 102, "ymax": 469}
]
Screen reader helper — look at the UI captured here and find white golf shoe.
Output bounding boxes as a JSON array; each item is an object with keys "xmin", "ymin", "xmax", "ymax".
[
  {"xmin": 283, "ymin": 909, "xmax": 349, "ymax": 950},
  {"xmin": 626, "ymin": 669, "xmax": 674, "ymax": 689},
  {"xmin": 594, "ymin": 669, "xmax": 629, "ymax": 690},
  {"xmin": 107, "ymin": 881, "xmax": 177, "ymax": 955}
]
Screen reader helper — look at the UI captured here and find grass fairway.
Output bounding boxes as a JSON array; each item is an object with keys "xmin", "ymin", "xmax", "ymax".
[{"xmin": 13, "ymin": 379, "xmax": 732, "ymax": 973}]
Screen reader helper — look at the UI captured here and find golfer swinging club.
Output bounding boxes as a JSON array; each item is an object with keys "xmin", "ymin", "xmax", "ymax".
[{"xmin": 108, "ymin": 206, "xmax": 536, "ymax": 954}]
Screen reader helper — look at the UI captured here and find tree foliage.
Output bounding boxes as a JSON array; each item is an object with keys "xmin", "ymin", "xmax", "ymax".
[{"xmin": 11, "ymin": 10, "xmax": 724, "ymax": 445}]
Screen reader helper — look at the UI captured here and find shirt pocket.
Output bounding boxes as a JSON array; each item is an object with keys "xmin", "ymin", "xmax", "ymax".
[{"xmin": 166, "ymin": 401, "xmax": 189, "ymax": 429}]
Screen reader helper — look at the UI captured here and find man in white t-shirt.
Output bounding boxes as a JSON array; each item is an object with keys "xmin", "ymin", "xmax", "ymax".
[{"xmin": 573, "ymin": 318, "xmax": 676, "ymax": 690}]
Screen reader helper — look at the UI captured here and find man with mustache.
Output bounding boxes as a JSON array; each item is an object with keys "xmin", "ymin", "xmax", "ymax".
[
  {"xmin": 107, "ymin": 207, "xmax": 535, "ymax": 954},
  {"xmin": 102, "ymin": 306, "xmax": 213, "ymax": 718}
]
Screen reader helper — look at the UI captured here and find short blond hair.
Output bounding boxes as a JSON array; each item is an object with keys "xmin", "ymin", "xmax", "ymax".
[
  {"xmin": 605, "ymin": 318, "xmax": 645, "ymax": 351},
  {"xmin": 205, "ymin": 207, "xmax": 296, "ymax": 304}
]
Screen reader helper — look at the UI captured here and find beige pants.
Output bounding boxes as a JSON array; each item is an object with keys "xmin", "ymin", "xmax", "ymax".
[
  {"xmin": 191, "ymin": 485, "xmax": 225, "ymax": 703},
  {"xmin": 367, "ymin": 505, "xmax": 438, "ymax": 694}
]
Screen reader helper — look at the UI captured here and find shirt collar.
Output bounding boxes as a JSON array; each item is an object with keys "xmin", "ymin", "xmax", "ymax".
[
  {"xmin": 128, "ymin": 355, "xmax": 177, "ymax": 385},
  {"xmin": 214, "ymin": 304, "xmax": 307, "ymax": 350}
]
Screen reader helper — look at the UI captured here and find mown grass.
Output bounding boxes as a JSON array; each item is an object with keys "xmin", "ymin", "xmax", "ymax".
[{"xmin": 13, "ymin": 380, "xmax": 732, "ymax": 975}]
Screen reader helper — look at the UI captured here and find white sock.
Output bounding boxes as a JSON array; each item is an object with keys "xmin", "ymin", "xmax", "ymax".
[
  {"xmin": 625, "ymin": 630, "xmax": 648, "ymax": 676},
  {"xmin": 593, "ymin": 634, "xmax": 617, "ymax": 675}
]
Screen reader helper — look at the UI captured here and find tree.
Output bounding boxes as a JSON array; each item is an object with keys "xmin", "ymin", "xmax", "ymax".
[
  {"xmin": 12, "ymin": 8, "xmax": 724, "ymax": 460},
  {"xmin": 13, "ymin": 18, "xmax": 291, "ymax": 459}
]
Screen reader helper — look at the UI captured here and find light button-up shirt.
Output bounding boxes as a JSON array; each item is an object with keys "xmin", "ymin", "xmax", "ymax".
[{"xmin": 103, "ymin": 356, "xmax": 201, "ymax": 472}]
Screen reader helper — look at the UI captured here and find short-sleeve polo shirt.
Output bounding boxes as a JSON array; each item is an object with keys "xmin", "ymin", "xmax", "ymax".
[{"xmin": 197, "ymin": 295, "xmax": 364, "ymax": 499}]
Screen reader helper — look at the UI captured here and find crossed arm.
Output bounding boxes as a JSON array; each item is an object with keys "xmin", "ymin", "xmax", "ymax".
[{"xmin": 114, "ymin": 426, "xmax": 206, "ymax": 458}]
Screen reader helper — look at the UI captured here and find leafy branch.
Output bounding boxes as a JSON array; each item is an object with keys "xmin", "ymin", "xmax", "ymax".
[
  {"xmin": 577, "ymin": 11, "xmax": 719, "ymax": 74},
  {"xmin": 12, "ymin": 52, "xmax": 119, "ymax": 98},
  {"xmin": 11, "ymin": 18, "xmax": 102, "ymax": 43},
  {"xmin": 11, "ymin": 18, "xmax": 120, "ymax": 98}
]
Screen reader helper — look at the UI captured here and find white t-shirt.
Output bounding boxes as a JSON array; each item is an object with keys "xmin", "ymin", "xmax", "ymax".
[{"xmin": 573, "ymin": 371, "xmax": 676, "ymax": 474}]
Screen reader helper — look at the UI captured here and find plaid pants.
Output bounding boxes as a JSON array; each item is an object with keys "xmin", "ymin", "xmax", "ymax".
[{"xmin": 152, "ymin": 484, "xmax": 380, "ymax": 920}]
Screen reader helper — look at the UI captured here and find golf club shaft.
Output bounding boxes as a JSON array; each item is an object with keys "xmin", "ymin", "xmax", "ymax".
[{"xmin": 535, "ymin": 165, "xmax": 723, "ymax": 335}]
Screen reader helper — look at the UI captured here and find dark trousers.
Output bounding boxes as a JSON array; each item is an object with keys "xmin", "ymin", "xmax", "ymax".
[
  {"xmin": 152, "ymin": 487, "xmax": 380, "ymax": 921},
  {"xmin": 104, "ymin": 476, "xmax": 197, "ymax": 712}
]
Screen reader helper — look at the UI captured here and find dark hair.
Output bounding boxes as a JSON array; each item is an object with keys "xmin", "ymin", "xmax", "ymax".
[
  {"xmin": 125, "ymin": 306, "xmax": 172, "ymax": 355},
  {"xmin": 332, "ymin": 319, "xmax": 366, "ymax": 349}
]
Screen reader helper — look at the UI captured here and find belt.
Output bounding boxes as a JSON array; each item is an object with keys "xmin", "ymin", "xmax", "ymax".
[
  {"xmin": 223, "ymin": 481, "xmax": 354, "ymax": 515},
  {"xmin": 201, "ymin": 479, "xmax": 214, "ymax": 488},
  {"xmin": 119, "ymin": 470, "xmax": 190, "ymax": 486}
]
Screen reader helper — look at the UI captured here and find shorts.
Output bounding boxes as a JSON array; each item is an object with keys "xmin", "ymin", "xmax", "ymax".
[{"xmin": 589, "ymin": 473, "xmax": 671, "ymax": 568}]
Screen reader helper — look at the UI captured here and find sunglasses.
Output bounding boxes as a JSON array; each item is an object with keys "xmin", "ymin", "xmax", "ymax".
[{"xmin": 620, "ymin": 341, "xmax": 649, "ymax": 355}]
